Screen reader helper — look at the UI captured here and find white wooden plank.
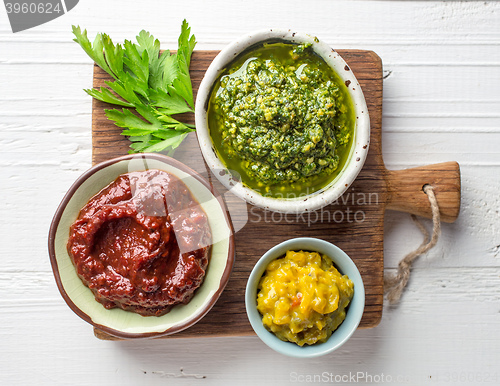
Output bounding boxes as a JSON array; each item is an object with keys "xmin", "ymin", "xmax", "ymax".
[
  {"xmin": 383, "ymin": 133, "xmax": 500, "ymax": 165},
  {"xmin": 0, "ymin": 164, "xmax": 498, "ymax": 272},
  {"xmin": 1, "ymin": 0, "xmax": 497, "ymax": 40},
  {"xmin": 1, "ymin": 64, "xmax": 499, "ymax": 138},
  {"xmin": 1, "ymin": 0, "xmax": 500, "ymax": 385},
  {"xmin": 4, "ymin": 39, "xmax": 500, "ymax": 64},
  {"xmin": 0, "ymin": 269, "xmax": 498, "ymax": 385}
]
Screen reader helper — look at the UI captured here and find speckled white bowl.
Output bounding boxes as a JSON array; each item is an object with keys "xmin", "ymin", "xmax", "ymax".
[{"xmin": 195, "ymin": 28, "xmax": 370, "ymax": 213}]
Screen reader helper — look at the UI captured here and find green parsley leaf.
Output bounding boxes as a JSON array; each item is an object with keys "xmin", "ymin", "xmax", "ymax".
[
  {"xmin": 101, "ymin": 34, "xmax": 124, "ymax": 79},
  {"xmin": 72, "ymin": 26, "xmax": 113, "ymax": 78},
  {"xmin": 150, "ymin": 89, "xmax": 193, "ymax": 115},
  {"xmin": 84, "ymin": 87, "xmax": 134, "ymax": 107},
  {"xmin": 104, "ymin": 108, "xmax": 160, "ymax": 132},
  {"xmin": 135, "ymin": 30, "xmax": 160, "ymax": 63},
  {"xmin": 174, "ymin": 20, "xmax": 196, "ymax": 108},
  {"xmin": 122, "ymin": 39, "xmax": 149, "ymax": 88},
  {"xmin": 160, "ymin": 53, "xmax": 178, "ymax": 88},
  {"xmin": 142, "ymin": 132, "xmax": 189, "ymax": 153},
  {"xmin": 72, "ymin": 20, "xmax": 197, "ymax": 153}
]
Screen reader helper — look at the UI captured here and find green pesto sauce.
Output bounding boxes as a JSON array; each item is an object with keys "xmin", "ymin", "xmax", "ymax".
[{"xmin": 207, "ymin": 42, "xmax": 355, "ymax": 197}]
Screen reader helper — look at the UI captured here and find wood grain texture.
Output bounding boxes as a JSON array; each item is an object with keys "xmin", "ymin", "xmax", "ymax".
[
  {"xmin": 90, "ymin": 50, "xmax": 459, "ymax": 340},
  {"xmin": 386, "ymin": 161, "xmax": 461, "ymax": 222}
]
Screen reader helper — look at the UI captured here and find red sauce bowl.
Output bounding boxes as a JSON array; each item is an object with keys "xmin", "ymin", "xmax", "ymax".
[{"xmin": 48, "ymin": 154, "xmax": 235, "ymax": 339}]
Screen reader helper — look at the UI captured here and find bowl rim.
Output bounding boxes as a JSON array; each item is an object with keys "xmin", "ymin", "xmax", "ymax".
[
  {"xmin": 48, "ymin": 153, "xmax": 235, "ymax": 339},
  {"xmin": 195, "ymin": 28, "xmax": 370, "ymax": 214},
  {"xmin": 245, "ymin": 237, "xmax": 365, "ymax": 358}
]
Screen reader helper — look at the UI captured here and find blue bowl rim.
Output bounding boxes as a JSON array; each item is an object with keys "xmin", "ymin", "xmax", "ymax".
[{"xmin": 245, "ymin": 237, "xmax": 365, "ymax": 358}]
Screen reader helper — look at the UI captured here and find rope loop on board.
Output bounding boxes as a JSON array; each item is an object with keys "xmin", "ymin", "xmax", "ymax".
[{"xmin": 384, "ymin": 185, "xmax": 441, "ymax": 304}]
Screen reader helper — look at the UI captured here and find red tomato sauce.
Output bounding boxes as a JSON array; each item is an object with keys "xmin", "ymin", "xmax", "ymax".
[{"xmin": 67, "ymin": 169, "xmax": 212, "ymax": 316}]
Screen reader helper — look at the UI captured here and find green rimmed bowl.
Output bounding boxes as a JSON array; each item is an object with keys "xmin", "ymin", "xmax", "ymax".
[{"xmin": 48, "ymin": 154, "xmax": 235, "ymax": 339}]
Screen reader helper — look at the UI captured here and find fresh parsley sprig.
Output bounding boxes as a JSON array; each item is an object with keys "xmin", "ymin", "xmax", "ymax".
[{"xmin": 72, "ymin": 20, "xmax": 196, "ymax": 153}]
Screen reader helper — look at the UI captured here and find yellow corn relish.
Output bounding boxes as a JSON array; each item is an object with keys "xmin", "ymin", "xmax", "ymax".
[{"xmin": 256, "ymin": 250, "xmax": 354, "ymax": 346}]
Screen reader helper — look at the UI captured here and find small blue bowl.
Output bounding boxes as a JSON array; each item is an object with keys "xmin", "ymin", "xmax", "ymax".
[{"xmin": 245, "ymin": 237, "xmax": 365, "ymax": 358}]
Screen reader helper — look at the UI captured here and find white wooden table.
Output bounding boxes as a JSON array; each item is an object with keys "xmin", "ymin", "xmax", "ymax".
[{"xmin": 1, "ymin": 1, "xmax": 499, "ymax": 385}]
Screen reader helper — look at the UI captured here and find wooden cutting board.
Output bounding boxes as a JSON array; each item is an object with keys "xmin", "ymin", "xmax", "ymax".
[{"xmin": 90, "ymin": 50, "xmax": 461, "ymax": 340}]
